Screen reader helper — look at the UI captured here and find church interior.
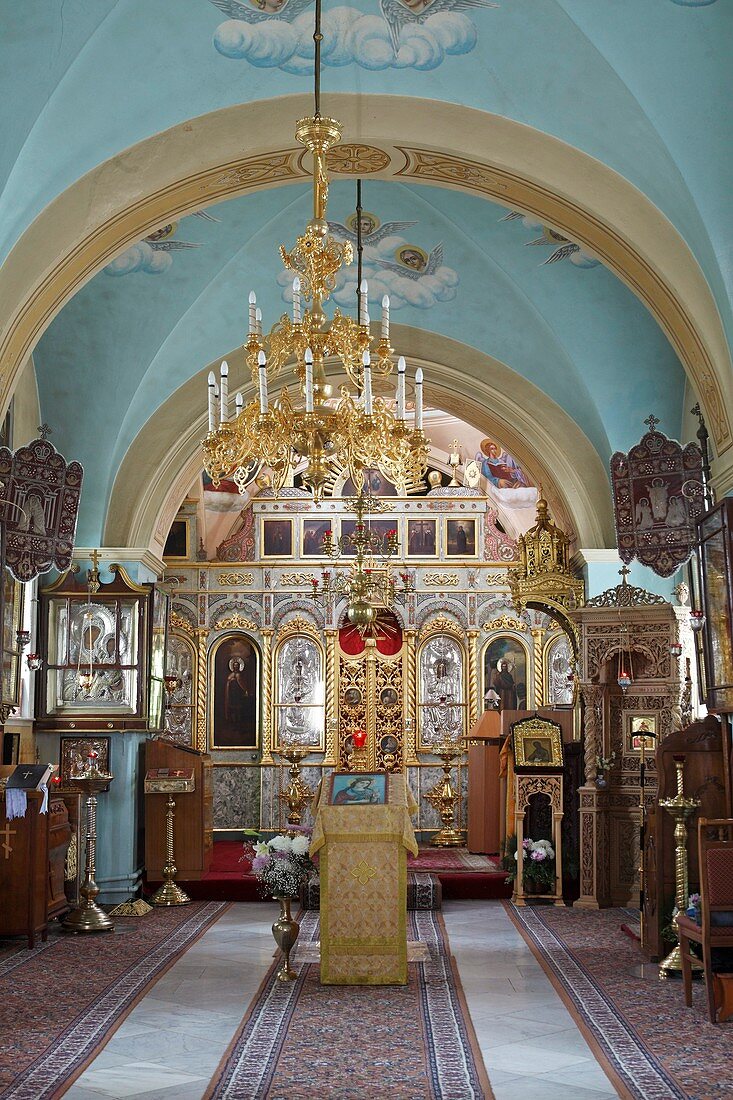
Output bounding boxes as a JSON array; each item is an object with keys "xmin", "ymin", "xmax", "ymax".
[{"xmin": 1, "ymin": 1, "xmax": 732, "ymax": 1097}]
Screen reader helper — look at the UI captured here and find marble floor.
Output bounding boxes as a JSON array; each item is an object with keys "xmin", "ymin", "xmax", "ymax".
[{"xmin": 64, "ymin": 900, "xmax": 619, "ymax": 1100}]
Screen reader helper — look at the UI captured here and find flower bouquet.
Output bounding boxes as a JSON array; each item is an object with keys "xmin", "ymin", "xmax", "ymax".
[
  {"xmin": 244, "ymin": 830, "xmax": 317, "ymax": 982},
  {"xmin": 503, "ymin": 835, "xmax": 556, "ymax": 893}
]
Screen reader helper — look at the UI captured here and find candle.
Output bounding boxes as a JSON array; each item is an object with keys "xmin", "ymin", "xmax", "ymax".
[
  {"xmin": 415, "ymin": 367, "xmax": 423, "ymax": 431},
  {"xmin": 305, "ymin": 347, "xmax": 314, "ymax": 413},
  {"xmin": 396, "ymin": 355, "xmax": 406, "ymax": 420},
  {"xmin": 207, "ymin": 371, "xmax": 216, "ymax": 431},
  {"xmin": 219, "ymin": 360, "xmax": 229, "ymax": 425},
  {"xmin": 257, "ymin": 350, "xmax": 268, "ymax": 414},
  {"xmin": 248, "ymin": 291, "xmax": 256, "ymax": 335},
  {"xmin": 235, "ymin": 392, "xmax": 243, "ymax": 415},
  {"xmin": 381, "ymin": 294, "xmax": 390, "ymax": 340},
  {"xmin": 353, "ymin": 729, "xmax": 367, "ymax": 749},
  {"xmin": 293, "ymin": 276, "xmax": 302, "ymax": 324},
  {"xmin": 255, "ymin": 307, "xmax": 262, "ymax": 336},
  {"xmin": 359, "ymin": 279, "xmax": 368, "ymax": 325},
  {"xmin": 362, "ymin": 350, "xmax": 373, "ymax": 415}
]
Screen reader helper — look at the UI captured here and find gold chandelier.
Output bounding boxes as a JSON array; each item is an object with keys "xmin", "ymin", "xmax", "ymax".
[
  {"xmin": 202, "ymin": 8, "xmax": 430, "ymax": 502},
  {"xmin": 310, "ymin": 490, "xmax": 414, "ymax": 627}
]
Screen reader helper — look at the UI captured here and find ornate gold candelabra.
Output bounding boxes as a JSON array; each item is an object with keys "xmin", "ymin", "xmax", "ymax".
[
  {"xmin": 62, "ymin": 760, "xmax": 115, "ymax": 934},
  {"xmin": 151, "ymin": 795, "xmax": 192, "ymax": 907},
  {"xmin": 276, "ymin": 745, "xmax": 314, "ymax": 827},
  {"xmin": 425, "ymin": 740, "xmax": 464, "ymax": 848},
  {"xmin": 659, "ymin": 755, "xmax": 702, "ymax": 979}
]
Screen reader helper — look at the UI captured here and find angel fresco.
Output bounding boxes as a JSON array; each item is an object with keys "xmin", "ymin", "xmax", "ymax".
[
  {"xmin": 104, "ymin": 213, "xmax": 218, "ymax": 277},
  {"xmin": 502, "ymin": 211, "xmax": 600, "ymax": 270},
  {"xmin": 327, "ymin": 211, "xmax": 417, "ymax": 247},
  {"xmin": 207, "ymin": 0, "xmax": 495, "ymax": 72},
  {"xmin": 376, "ymin": 243, "xmax": 444, "ymax": 281},
  {"xmin": 379, "ymin": 0, "xmax": 496, "ymax": 53}
]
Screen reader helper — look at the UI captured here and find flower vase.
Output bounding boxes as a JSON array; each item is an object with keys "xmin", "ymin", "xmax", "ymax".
[
  {"xmin": 272, "ymin": 896, "xmax": 300, "ymax": 982},
  {"xmin": 595, "ymin": 773, "xmax": 607, "ymax": 790}
]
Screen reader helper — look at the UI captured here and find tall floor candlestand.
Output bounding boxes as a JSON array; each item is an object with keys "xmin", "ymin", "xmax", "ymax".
[
  {"xmin": 276, "ymin": 746, "xmax": 314, "ymax": 827},
  {"xmin": 425, "ymin": 741, "xmax": 464, "ymax": 847},
  {"xmin": 638, "ymin": 733, "xmax": 656, "ymax": 950},
  {"xmin": 150, "ymin": 795, "xmax": 192, "ymax": 907},
  {"xmin": 659, "ymin": 755, "xmax": 703, "ymax": 979},
  {"xmin": 62, "ymin": 767, "xmax": 115, "ymax": 934}
]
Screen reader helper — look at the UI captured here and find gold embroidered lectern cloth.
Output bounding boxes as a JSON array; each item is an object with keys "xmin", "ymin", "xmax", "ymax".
[{"xmin": 310, "ymin": 774, "xmax": 418, "ymax": 985}]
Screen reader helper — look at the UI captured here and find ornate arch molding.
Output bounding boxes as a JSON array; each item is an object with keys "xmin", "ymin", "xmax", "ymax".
[
  {"xmin": 1, "ymin": 95, "xmax": 730, "ymax": 455},
  {"xmin": 105, "ymin": 331, "xmax": 612, "ymax": 555}
]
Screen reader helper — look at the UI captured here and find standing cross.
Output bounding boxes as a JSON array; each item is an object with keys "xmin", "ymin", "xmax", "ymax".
[
  {"xmin": 619, "ymin": 565, "xmax": 632, "ymax": 584},
  {"xmin": 37, "ymin": 424, "xmax": 52, "ymax": 440},
  {"xmin": 644, "ymin": 414, "xmax": 660, "ymax": 433},
  {"xmin": 0, "ymin": 823, "xmax": 15, "ymax": 860}
]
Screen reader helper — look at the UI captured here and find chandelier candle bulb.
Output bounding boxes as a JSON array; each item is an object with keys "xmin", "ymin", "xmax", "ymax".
[
  {"xmin": 220, "ymin": 361, "xmax": 229, "ymax": 424},
  {"xmin": 381, "ymin": 295, "xmax": 390, "ymax": 339},
  {"xmin": 257, "ymin": 351, "xmax": 268, "ymax": 414},
  {"xmin": 362, "ymin": 350, "xmax": 373, "ymax": 415},
  {"xmin": 359, "ymin": 279, "xmax": 368, "ymax": 325},
  {"xmin": 255, "ymin": 307, "xmax": 262, "ymax": 336},
  {"xmin": 415, "ymin": 367, "xmax": 424, "ymax": 430},
  {"xmin": 397, "ymin": 356, "xmax": 406, "ymax": 420},
  {"xmin": 235, "ymin": 392, "xmax": 243, "ymax": 415},
  {"xmin": 304, "ymin": 348, "xmax": 314, "ymax": 413},
  {"xmin": 292, "ymin": 277, "xmax": 302, "ymax": 324},
  {"xmin": 248, "ymin": 291, "xmax": 256, "ymax": 335},
  {"xmin": 207, "ymin": 371, "xmax": 217, "ymax": 432}
]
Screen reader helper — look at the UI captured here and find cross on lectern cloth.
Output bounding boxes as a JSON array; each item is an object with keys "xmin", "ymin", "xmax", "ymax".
[
  {"xmin": 0, "ymin": 823, "xmax": 16, "ymax": 860},
  {"xmin": 644, "ymin": 414, "xmax": 660, "ymax": 432}
]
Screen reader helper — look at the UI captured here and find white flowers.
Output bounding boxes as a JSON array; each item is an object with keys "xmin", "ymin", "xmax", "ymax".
[
  {"xmin": 268, "ymin": 835, "xmax": 293, "ymax": 853},
  {"xmin": 291, "ymin": 835, "xmax": 309, "ymax": 856},
  {"xmin": 254, "ymin": 841, "xmax": 270, "ymax": 857}
]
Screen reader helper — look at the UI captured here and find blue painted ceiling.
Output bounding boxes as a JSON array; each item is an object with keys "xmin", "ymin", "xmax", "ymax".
[{"xmin": 2, "ymin": 0, "xmax": 729, "ymax": 541}]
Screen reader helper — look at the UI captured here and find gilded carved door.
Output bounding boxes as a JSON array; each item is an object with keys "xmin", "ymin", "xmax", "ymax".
[{"xmin": 337, "ymin": 613, "xmax": 405, "ymax": 770}]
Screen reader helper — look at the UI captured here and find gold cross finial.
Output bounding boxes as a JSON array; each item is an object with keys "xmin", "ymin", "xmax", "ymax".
[
  {"xmin": 619, "ymin": 564, "xmax": 631, "ymax": 584},
  {"xmin": 37, "ymin": 423, "xmax": 52, "ymax": 440}
]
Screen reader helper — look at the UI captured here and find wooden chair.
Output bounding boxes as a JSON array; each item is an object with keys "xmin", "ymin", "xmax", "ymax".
[{"xmin": 678, "ymin": 818, "xmax": 733, "ymax": 1023}]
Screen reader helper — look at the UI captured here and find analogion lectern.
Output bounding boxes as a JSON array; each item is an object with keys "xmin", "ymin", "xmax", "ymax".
[
  {"xmin": 310, "ymin": 772, "xmax": 418, "ymax": 984},
  {"xmin": 466, "ymin": 710, "xmax": 502, "ymax": 854}
]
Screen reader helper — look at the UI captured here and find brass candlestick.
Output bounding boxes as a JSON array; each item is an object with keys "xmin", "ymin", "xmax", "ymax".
[
  {"xmin": 276, "ymin": 746, "xmax": 314, "ymax": 827},
  {"xmin": 62, "ymin": 765, "xmax": 115, "ymax": 934},
  {"xmin": 151, "ymin": 795, "xmax": 191, "ymax": 907},
  {"xmin": 424, "ymin": 741, "xmax": 464, "ymax": 847},
  {"xmin": 659, "ymin": 755, "xmax": 703, "ymax": 979}
]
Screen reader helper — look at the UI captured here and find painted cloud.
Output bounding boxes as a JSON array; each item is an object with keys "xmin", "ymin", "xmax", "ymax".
[{"xmin": 213, "ymin": 5, "xmax": 481, "ymax": 72}]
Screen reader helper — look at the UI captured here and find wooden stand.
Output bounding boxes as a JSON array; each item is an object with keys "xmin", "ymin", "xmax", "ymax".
[
  {"xmin": 0, "ymin": 791, "xmax": 49, "ymax": 947},
  {"xmin": 145, "ymin": 741, "xmax": 212, "ymax": 881},
  {"xmin": 513, "ymin": 773, "xmax": 564, "ymax": 906},
  {"xmin": 467, "ymin": 711, "xmax": 501, "ymax": 854}
]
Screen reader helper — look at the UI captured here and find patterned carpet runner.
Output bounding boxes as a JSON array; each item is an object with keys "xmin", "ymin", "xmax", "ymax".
[
  {"xmin": 205, "ymin": 909, "xmax": 493, "ymax": 1099},
  {"xmin": 507, "ymin": 902, "xmax": 733, "ymax": 1100},
  {"xmin": 0, "ymin": 901, "xmax": 228, "ymax": 1100}
]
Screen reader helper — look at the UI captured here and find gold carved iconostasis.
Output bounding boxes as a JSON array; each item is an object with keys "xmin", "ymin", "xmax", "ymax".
[{"xmin": 162, "ymin": 476, "xmax": 580, "ymax": 838}]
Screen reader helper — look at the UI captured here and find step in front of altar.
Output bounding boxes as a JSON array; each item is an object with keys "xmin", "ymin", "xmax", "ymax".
[{"xmin": 302, "ymin": 871, "xmax": 442, "ymax": 911}]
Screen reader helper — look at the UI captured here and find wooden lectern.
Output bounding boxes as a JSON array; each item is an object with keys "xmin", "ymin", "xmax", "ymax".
[
  {"xmin": 467, "ymin": 710, "xmax": 502, "ymax": 854},
  {"xmin": 145, "ymin": 741, "xmax": 212, "ymax": 881}
]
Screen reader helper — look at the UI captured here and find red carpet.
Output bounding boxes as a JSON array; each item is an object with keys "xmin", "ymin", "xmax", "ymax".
[{"xmin": 148, "ymin": 842, "xmax": 510, "ymax": 903}]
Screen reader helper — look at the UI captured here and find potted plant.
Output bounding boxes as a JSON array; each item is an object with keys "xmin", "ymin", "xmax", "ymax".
[
  {"xmin": 244, "ymin": 829, "xmax": 316, "ymax": 981},
  {"xmin": 503, "ymin": 835, "xmax": 556, "ymax": 895}
]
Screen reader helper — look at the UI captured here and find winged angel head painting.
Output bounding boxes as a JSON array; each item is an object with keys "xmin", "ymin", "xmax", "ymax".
[{"xmin": 206, "ymin": 0, "xmax": 497, "ymax": 73}]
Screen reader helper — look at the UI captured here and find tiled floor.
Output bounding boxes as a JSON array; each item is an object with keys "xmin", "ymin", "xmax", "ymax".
[{"xmin": 65, "ymin": 900, "xmax": 619, "ymax": 1099}]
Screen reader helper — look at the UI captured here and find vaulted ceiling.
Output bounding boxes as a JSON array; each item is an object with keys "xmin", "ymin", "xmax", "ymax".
[{"xmin": 1, "ymin": 0, "xmax": 730, "ymax": 551}]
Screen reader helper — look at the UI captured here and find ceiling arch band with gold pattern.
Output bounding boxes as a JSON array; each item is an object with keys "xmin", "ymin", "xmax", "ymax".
[{"xmin": 0, "ymin": 96, "xmax": 729, "ymax": 468}]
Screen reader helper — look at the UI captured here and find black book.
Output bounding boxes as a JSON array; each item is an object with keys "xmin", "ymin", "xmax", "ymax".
[{"xmin": 6, "ymin": 763, "xmax": 55, "ymax": 790}]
